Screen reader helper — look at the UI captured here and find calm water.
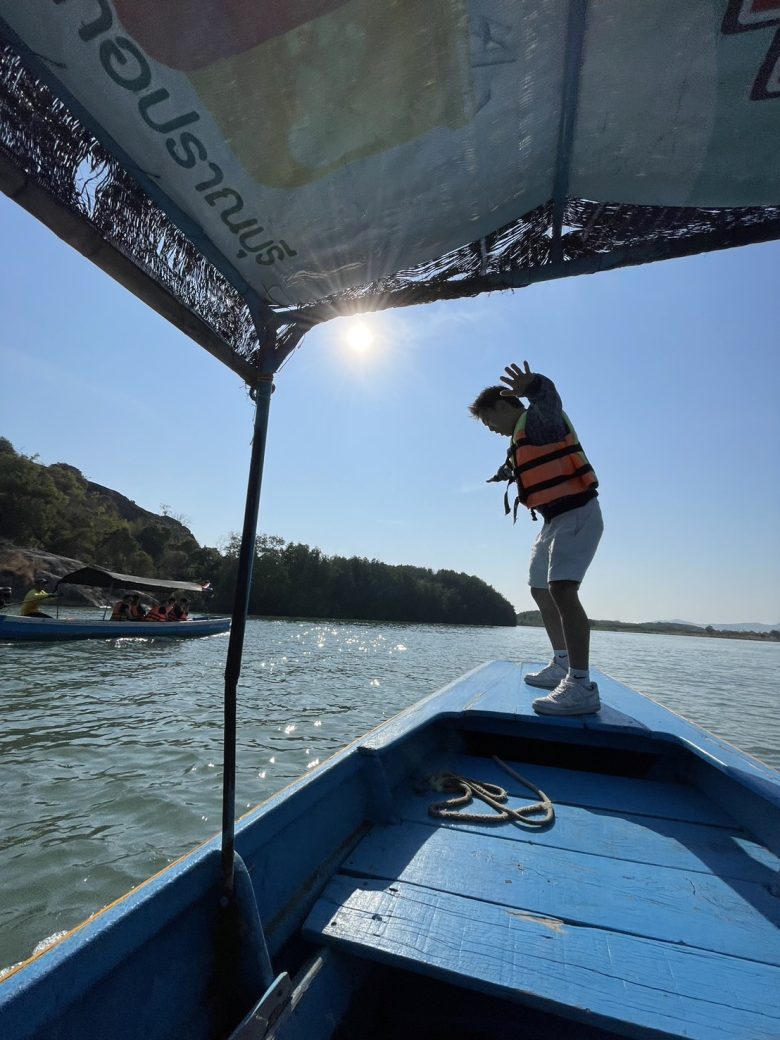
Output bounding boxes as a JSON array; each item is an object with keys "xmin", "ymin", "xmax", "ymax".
[{"xmin": 1, "ymin": 616, "xmax": 778, "ymax": 971}]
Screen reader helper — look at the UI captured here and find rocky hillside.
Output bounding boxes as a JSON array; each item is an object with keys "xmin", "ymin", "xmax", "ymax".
[
  {"xmin": 0, "ymin": 438, "xmax": 517, "ymax": 626},
  {"xmin": 0, "ymin": 437, "xmax": 208, "ymax": 605},
  {"xmin": 0, "ymin": 544, "xmax": 106, "ymax": 606}
]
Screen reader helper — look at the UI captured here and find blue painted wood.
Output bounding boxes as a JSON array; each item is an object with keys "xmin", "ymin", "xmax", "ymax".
[
  {"xmin": 360, "ymin": 661, "xmax": 779, "ymax": 816},
  {"xmin": 356, "ymin": 660, "xmax": 646, "ymax": 744},
  {"xmin": 515, "ymin": 663, "xmax": 652, "ymax": 733},
  {"xmin": 399, "ymin": 777, "xmax": 780, "ymax": 884},
  {"xmin": 586, "ymin": 670, "xmax": 780, "ymax": 806},
  {"xmin": 340, "ymin": 820, "xmax": 780, "ymax": 964},
  {"xmin": 0, "ymin": 848, "xmax": 226, "ymax": 1040},
  {"xmin": 431, "ymin": 752, "xmax": 735, "ymax": 827},
  {"xmin": 254, "ymin": 950, "xmax": 368, "ymax": 1040},
  {"xmin": 305, "ymin": 876, "xmax": 780, "ymax": 1040},
  {"xmin": 2, "ymin": 659, "xmax": 778, "ymax": 1040},
  {"xmin": 0, "ymin": 614, "xmax": 230, "ymax": 641},
  {"xmin": 358, "ymin": 661, "xmax": 522, "ymax": 751},
  {"xmin": 235, "ymin": 753, "xmax": 370, "ymax": 956},
  {"xmin": 689, "ymin": 756, "xmax": 780, "ymax": 860}
]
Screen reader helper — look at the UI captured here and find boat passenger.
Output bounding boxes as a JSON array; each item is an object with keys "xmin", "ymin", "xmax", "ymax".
[
  {"xmin": 169, "ymin": 596, "xmax": 189, "ymax": 621},
  {"xmin": 20, "ymin": 576, "xmax": 58, "ymax": 618},
  {"xmin": 470, "ymin": 360, "xmax": 603, "ymax": 717},
  {"xmin": 128, "ymin": 593, "xmax": 147, "ymax": 620},
  {"xmin": 110, "ymin": 595, "xmax": 132, "ymax": 620},
  {"xmin": 161, "ymin": 596, "xmax": 177, "ymax": 619},
  {"xmin": 145, "ymin": 602, "xmax": 168, "ymax": 621}
]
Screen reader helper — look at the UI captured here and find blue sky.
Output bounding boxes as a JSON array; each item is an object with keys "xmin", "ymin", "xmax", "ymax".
[{"xmin": 1, "ymin": 196, "xmax": 779, "ymax": 625}]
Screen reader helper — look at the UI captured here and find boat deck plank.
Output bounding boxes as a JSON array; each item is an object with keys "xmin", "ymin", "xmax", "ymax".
[
  {"xmin": 305, "ymin": 875, "xmax": 780, "ymax": 1040},
  {"xmin": 402, "ymin": 757, "xmax": 780, "ymax": 884},
  {"xmin": 305, "ymin": 746, "xmax": 780, "ymax": 1039},
  {"xmin": 360, "ymin": 664, "xmax": 780, "ymax": 816},
  {"xmin": 425, "ymin": 752, "xmax": 736, "ymax": 827},
  {"xmin": 465, "ymin": 663, "xmax": 652, "ymax": 735},
  {"xmin": 336, "ymin": 816, "xmax": 780, "ymax": 964}
]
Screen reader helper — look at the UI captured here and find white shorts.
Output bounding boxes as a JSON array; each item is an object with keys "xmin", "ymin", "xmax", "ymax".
[{"xmin": 528, "ymin": 497, "xmax": 603, "ymax": 588}]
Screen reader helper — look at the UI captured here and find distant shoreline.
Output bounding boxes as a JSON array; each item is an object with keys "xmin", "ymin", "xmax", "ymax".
[{"xmin": 516, "ymin": 612, "xmax": 779, "ymax": 642}]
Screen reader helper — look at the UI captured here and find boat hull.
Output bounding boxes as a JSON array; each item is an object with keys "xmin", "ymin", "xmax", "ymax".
[
  {"xmin": 1, "ymin": 663, "xmax": 778, "ymax": 1040},
  {"xmin": 0, "ymin": 614, "xmax": 230, "ymax": 641}
]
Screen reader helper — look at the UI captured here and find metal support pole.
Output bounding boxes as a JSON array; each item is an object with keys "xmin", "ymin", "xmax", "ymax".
[
  {"xmin": 220, "ymin": 373, "xmax": 274, "ymax": 899},
  {"xmin": 550, "ymin": 0, "xmax": 588, "ymax": 264}
]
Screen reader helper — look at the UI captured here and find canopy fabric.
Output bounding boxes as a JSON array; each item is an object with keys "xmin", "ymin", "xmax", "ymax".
[
  {"xmin": 57, "ymin": 567, "xmax": 208, "ymax": 595},
  {"xmin": 1, "ymin": 1, "xmax": 779, "ymax": 372}
]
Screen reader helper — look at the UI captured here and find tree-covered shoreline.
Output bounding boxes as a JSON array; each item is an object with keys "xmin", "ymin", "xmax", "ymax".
[
  {"xmin": 517, "ymin": 611, "xmax": 780, "ymax": 642},
  {"xmin": 0, "ymin": 437, "xmax": 515, "ymax": 626}
]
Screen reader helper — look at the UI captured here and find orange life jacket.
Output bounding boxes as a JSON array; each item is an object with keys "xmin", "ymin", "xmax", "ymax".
[
  {"xmin": 146, "ymin": 606, "xmax": 166, "ymax": 621},
  {"xmin": 506, "ymin": 411, "xmax": 597, "ymax": 520},
  {"xmin": 128, "ymin": 602, "xmax": 146, "ymax": 619}
]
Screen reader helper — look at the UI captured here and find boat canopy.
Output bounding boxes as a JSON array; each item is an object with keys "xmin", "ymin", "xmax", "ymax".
[
  {"xmin": 1, "ymin": 2, "xmax": 779, "ymax": 381},
  {"xmin": 57, "ymin": 567, "xmax": 208, "ymax": 596}
]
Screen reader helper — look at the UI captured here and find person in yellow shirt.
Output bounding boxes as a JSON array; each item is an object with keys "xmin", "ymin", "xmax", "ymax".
[{"xmin": 21, "ymin": 576, "xmax": 58, "ymax": 618}]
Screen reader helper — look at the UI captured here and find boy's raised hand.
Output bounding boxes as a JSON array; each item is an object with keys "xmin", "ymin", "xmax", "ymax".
[{"xmin": 500, "ymin": 360, "xmax": 534, "ymax": 397}]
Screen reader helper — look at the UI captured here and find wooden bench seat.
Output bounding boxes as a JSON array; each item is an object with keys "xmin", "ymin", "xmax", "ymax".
[
  {"xmin": 305, "ymin": 875, "xmax": 780, "ymax": 1040},
  {"xmin": 304, "ymin": 754, "xmax": 780, "ymax": 1039}
]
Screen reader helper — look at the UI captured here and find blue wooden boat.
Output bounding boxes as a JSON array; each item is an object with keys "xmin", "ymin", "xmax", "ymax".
[
  {"xmin": 0, "ymin": 568, "xmax": 229, "ymax": 641},
  {"xmin": 1, "ymin": 3, "xmax": 779, "ymax": 1038},
  {"xmin": 0, "ymin": 613, "xmax": 230, "ymax": 641},
  {"xmin": 1, "ymin": 662, "xmax": 778, "ymax": 1039}
]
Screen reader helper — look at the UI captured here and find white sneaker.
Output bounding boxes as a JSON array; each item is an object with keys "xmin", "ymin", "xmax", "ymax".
[
  {"xmin": 532, "ymin": 677, "xmax": 601, "ymax": 716},
  {"xmin": 524, "ymin": 661, "xmax": 567, "ymax": 689}
]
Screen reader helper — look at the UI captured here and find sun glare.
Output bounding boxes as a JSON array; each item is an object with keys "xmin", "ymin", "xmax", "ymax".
[{"xmin": 345, "ymin": 321, "xmax": 375, "ymax": 353}]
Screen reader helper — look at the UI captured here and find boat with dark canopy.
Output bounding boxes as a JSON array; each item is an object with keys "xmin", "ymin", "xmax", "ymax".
[
  {"xmin": 1, "ymin": 3, "xmax": 778, "ymax": 1038},
  {"xmin": 0, "ymin": 567, "xmax": 229, "ymax": 641}
]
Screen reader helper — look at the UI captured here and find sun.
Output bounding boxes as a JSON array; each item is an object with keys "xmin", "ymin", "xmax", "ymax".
[{"xmin": 345, "ymin": 320, "xmax": 375, "ymax": 354}]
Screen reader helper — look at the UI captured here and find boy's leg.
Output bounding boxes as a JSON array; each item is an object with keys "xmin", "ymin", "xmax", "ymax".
[
  {"xmin": 524, "ymin": 527, "xmax": 571, "ymax": 688},
  {"xmin": 530, "ymin": 585, "xmax": 566, "ymax": 653},
  {"xmin": 545, "ymin": 498, "xmax": 603, "ymax": 669},
  {"xmin": 530, "ymin": 500, "xmax": 603, "ymax": 711},
  {"xmin": 548, "ymin": 580, "xmax": 589, "ymax": 670},
  {"xmin": 532, "ymin": 580, "xmax": 599, "ymax": 715}
]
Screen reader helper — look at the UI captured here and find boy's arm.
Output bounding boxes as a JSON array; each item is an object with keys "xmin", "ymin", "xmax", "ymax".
[{"xmin": 500, "ymin": 361, "xmax": 568, "ymax": 443}]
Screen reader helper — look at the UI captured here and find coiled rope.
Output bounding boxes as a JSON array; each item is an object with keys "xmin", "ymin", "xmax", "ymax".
[{"xmin": 423, "ymin": 756, "xmax": 554, "ymax": 826}]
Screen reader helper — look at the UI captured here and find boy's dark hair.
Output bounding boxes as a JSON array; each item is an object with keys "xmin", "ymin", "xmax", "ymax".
[{"xmin": 468, "ymin": 385, "xmax": 522, "ymax": 418}]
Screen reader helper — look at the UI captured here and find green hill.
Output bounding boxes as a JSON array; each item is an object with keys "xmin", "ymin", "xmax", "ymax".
[{"xmin": 0, "ymin": 437, "xmax": 515, "ymax": 626}]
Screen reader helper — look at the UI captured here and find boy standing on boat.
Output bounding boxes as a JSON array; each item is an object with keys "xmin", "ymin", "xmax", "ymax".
[{"xmin": 469, "ymin": 362, "xmax": 603, "ymax": 716}]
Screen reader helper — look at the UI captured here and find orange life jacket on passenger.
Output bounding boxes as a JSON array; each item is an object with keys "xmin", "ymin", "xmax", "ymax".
[
  {"xmin": 146, "ymin": 605, "xmax": 166, "ymax": 621},
  {"xmin": 128, "ymin": 602, "xmax": 146, "ymax": 619},
  {"xmin": 505, "ymin": 411, "xmax": 597, "ymax": 521}
]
